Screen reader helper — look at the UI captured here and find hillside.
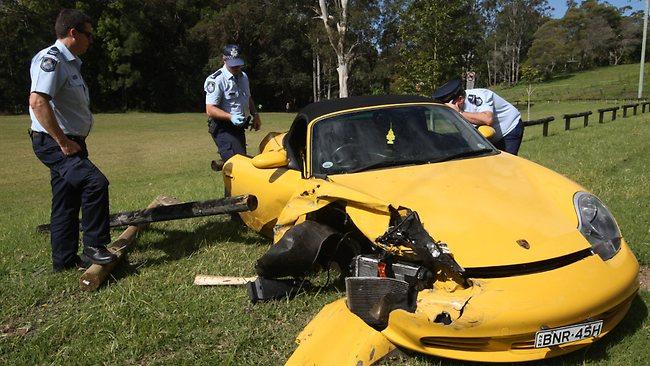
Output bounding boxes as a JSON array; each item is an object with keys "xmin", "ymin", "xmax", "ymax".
[{"xmin": 493, "ymin": 63, "xmax": 650, "ymax": 101}]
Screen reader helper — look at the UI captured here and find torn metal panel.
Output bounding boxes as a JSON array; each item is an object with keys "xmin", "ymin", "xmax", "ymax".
[{"xmin": 273, "ymin": 181, "xmax": 393, "ymax": 243}]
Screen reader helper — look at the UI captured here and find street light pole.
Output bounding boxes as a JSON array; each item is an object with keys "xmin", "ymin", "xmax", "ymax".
[{"xmin": 639, "ymin": 0, "xmax": 649, "ymax": 99}]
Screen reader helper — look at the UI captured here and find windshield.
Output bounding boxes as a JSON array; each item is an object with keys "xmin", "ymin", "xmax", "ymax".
[{"xmin": 311, "ymin": 105, "xmax": 496, "ymax": 175}]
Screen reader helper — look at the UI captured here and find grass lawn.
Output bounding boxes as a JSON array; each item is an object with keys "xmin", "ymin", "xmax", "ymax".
[
  {"xmin": 0, "ymin": 107, "xmax": 648, "ymax": 365},
  {"xmin": 493, "ymin": 63, "xmax": 650, "ymax": 102}
]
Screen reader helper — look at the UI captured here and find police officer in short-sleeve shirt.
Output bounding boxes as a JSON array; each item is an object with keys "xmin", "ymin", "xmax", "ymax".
[
  {"xmin": 28, "ymin": 9, "xmax": 116, "ymax": 272},
  {"xmin": 433, "ymin": 79, "xmax": 524, "ymax": 155},
  {"xmin": 204, "ymin": 44, "xmax": 261, "ymax": 164}
]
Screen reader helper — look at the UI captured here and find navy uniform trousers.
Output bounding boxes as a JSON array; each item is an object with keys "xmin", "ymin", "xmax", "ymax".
[
  {"xmin": 493, "ymin": 119, "xmax": 525, "ymax": 155},
  {"xmin": 30, "ymin": 131, "xmax": 111, "ymax": 269},
  {"xmin": 209, "ymin": 118, "xmax": 247, "ymax": 161}
]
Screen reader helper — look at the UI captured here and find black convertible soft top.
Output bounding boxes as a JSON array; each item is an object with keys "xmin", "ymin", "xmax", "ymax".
[{"xmin": 298, "ymin": 95, "xmax": 434, "ymax": 121}]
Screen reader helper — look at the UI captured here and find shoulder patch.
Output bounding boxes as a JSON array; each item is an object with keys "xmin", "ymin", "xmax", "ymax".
[
  {"xmin": 47, "ymin": 47, "xmax": 60, "ymax": 56},
  {"xmin": 210, "ymin": 70, "xmax": 222, "ymax": 79},
  {"xmin": 206, "ymin": 81, "xmax": 216, "ymax": 93},
  {"xmin": 467, "ymin": 94, "xmax": 483, "ymax": 106},
  {"xmin": 40, "ymin": 57, "xmax": 58, "ymax": 72}
]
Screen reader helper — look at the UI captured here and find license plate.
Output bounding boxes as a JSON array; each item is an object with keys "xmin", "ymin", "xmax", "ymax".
[{"xmin": 534, "ymin": 320, "xmax": 603, "ymax": 348}]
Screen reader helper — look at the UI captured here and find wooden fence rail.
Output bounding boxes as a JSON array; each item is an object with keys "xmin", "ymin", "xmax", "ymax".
[
  {"xmin": 622, "ymin": 103, "xmax": 639, "ymax": 117},
  {"xmin": 563, "ymin": 111, "xmax": 592, "ymax": 130},
  {"xmin": 597, "ymin": 107, "xmax": 619, "ymax": 123},
  {"xmin": 641, "ymin": 101, "xmax": 650, "ymax": 113},
  {"xmin": 522, "ymin": 116, "xmax": 555, "ymax": 137},
  {"xmin": 518, "ymin": 100, "xmax": 646, "ymax": 138}
]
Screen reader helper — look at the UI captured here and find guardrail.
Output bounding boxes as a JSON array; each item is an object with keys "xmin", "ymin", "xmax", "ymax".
[
  {"xmin": 622, "ymin": 103, "xmax": 639, "ymax": 117},
  {"xmin": 563, "ymin": 111, "xmax": 592, "ymax": 130},
  {"xmin": 522, "ymin": 116, "xmax": 555, "ymax": 137},
  {"xmin": 597, "ymin": 107, "xmax": 619, "ymax": 123},
  {"xmin": 642, "ymin": 101, "xmax": 650, "ymax": 113},
  {"xmin": 520, "ymin": 100, "xmax": 646, "ymax": 138}
]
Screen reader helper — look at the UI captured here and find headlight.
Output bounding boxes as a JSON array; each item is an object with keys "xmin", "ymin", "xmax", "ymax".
[{"xmin": 574, "ymin": 192, "xmax": 621, "ymax": 260}]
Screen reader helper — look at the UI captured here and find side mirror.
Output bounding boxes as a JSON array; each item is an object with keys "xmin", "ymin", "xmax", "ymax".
[
  {"xmin": 477, "ymin": 125, "xmax": 496, "ymax": 140},
  {"xmin": 252, "ymin": 150, "xmax": 288, "ymax": 169}
]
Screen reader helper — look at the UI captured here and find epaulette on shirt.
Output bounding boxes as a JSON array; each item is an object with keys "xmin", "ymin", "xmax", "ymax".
[
  {"xmin": 47, "ymin": 47, "xmax": 61, "ymax": 57},
  {"xmin": 210, "ymin": 70, "xmax": 222, "ymax": 79}
]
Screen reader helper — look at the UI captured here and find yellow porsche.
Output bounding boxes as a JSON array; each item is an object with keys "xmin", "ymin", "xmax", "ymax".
[{"xmin": 221, "ymin": 95, "xmax": 639, "ymax": 364}]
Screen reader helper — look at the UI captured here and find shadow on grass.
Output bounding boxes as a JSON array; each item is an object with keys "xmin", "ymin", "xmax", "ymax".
[
  {"xmin": 387, "ymin": 294, "xmax": 647, "ymax": 366},
  {"xmin": 108, "ymin": 219, "xmax": 266, "ymax": 282}
]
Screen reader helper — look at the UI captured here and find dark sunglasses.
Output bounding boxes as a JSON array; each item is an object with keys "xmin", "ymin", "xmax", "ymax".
[{"xmin": 76, "ymin": 29, "xmax": 94, "ymax": 41}]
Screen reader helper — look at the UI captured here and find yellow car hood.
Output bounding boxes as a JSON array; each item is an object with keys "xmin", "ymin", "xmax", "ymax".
[{"xmin": 329, "ymin": 153, "xmax": 591, "ymax": 267}]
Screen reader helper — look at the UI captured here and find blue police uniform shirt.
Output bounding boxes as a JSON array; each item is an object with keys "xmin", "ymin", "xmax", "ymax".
[
  {"xmin": 29, "ymin": 39, "xmax": 93, "ymax": 137},
  {"xmin": 462, "ymin": 89, "xmax": 520, "ymax": 140},
  {"xmin": 204, "ymin": 65, "xmax": 251, "ymax": 118}
]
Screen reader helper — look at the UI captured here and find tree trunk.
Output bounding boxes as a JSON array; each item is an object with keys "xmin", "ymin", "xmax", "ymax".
[
  {"xmin": 317, "ymin": 0, "xmax": 353, "ymax": 98},
  {"xmin": 337, "ymin": 54, "xmax": 349, "ymax": 98},
  {"xmin": 312, "ymin": 53, "xmax": 317, "ymax": 102},
  {"xmin": 316, "ymin": 53, "xmax": 322, "ymax": 101}
]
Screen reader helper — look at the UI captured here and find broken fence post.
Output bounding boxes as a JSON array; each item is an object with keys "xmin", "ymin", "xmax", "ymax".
[
  {"xmin": 36, "ymin": 194, "xmax": 257, "ymax": 232},
  {"xmin": 79, "ymin": 195, "xmax": 182, "ymax": 292}
]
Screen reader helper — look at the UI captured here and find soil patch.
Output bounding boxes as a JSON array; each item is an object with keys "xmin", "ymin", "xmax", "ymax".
[{"xmin": 640, "ymin": 265, "xmax": 650, "ymax": 292}]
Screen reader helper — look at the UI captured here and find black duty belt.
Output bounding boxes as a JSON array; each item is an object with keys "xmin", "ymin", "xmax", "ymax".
[{"xmin": 29, "ymin": 130, "xmax": 86, "ymax": 142}]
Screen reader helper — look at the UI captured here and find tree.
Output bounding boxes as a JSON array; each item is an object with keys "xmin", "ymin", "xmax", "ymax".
[
  {"xmin": 610, "ymin": 14, "xmax": 642, "ymax": 65},
  {"xmin": 0, "ymin": 1, "xmax": 63, "ymax": 113},
  {"xmin": 392, "ymin": 0, "xmax": 482, "ymax": 94},
  {"xmin": 191, "ymin": 0, "xmax": 313, "ymax": 109},
  {"xmin": 314, "ymin": 0, "xmax": 354, "ymax": 98},
  {"xmin": 528, "ymin": 20, "xmax": 572, "ymax": 76},
  {"xmin": 482, "ymin": 0, "xmax": 550, "ymax": 85}
]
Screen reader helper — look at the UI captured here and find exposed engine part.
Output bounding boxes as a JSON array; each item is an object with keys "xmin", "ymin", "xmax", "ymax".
[
  {"xmin": 345, "ymin": 277, "xmax": 416, "ymax": 329},
  {"xmin": 247, "ymin": 277, "xmax": 311, "ymax": 304},
  {"xmin": 377, "ymin": 208, "xmax": 466, "ymax": 285},
  {"xmin": 353, "ymin": 254, "xmax": 435, "ymax": 291}
]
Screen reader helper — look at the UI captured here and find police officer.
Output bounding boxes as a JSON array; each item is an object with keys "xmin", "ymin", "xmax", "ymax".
[
  {"xmin": 29, "ymin": 9, "xmax": 116, "ymax": 272},
  {"xmin": 204, "ymin": 44, "xmax": 261, "ymax": 165},
  {"xmin": 433, "ymin": 79, "xmax": 524, "ymax": 155}
]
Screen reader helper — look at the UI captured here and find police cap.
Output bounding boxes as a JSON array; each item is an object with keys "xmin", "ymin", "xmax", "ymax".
[
  {"xmin": 223, "ymin": 44, "xmax": 245, "ymax": 67},
  {"xmin": 432, "ymin": 78, "xmax": 463, "ymax": 103}
]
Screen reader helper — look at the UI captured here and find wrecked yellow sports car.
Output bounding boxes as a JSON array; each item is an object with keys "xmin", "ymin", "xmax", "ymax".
[{"xmin": 221, "ymin": 95, "xmax": 639, "ymax": 364}]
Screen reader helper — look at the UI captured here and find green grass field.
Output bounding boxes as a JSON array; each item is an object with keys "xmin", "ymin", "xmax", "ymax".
[
  {"xmin": 1, "ymin": 107, "xmax": 648, "ymax": 365},
  {"xmin": 493, "ymin": 63, "xmax": 650, "ymax": 102}
]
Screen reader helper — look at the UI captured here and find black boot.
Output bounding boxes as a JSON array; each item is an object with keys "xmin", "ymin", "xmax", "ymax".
[{"xmin": 83, "ymin": 246, "xmax": 117, "ymax": 265}]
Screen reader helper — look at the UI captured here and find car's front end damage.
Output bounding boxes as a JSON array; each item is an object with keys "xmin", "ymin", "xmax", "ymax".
[
  {"xmin": 287, "ymin": 233, "xmax": 638, "ymax": 364},
  {"xmin": 220, "ymin": 97, "xmax": 640, "ymax": 364},
  {"xmin": 237, "ymin": 173, "xmax": 639, "ymax": 364}
]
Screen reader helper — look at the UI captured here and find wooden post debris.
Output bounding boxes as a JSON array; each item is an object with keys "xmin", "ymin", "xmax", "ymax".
[
  {"xmin": 79, "ymin": 195, "xmax": 181, "ymax": 291},
  {"xmin": 37, "ymin": 194, "xmax": 257, "ymax": 232},
  {"xmin": 193, "ymin": 275, "xmax": 257, "ymax": 286}
]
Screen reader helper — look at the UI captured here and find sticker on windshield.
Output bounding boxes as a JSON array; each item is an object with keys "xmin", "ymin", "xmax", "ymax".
[
  {"xmin": 477, "ymin": 143, "xmax": 486, "ymax": 149},
  {"xmin": 322, "ymin": 161, "xmax": 334, "ymax": 169}
]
